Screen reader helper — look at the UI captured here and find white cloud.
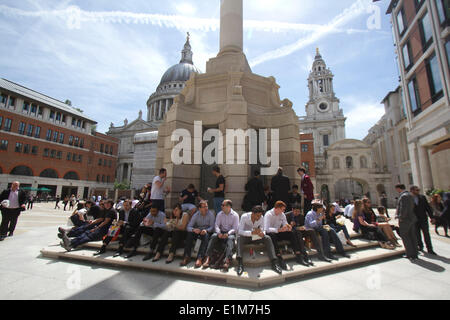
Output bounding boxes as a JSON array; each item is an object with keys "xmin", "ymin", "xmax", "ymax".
[
  {"xmin": 173, "ymin": 2, "xmax": 197, "ymax": 16},
  {"xmin": 343, "ymin": 96, "xmax": 385, "ymax": 140}
]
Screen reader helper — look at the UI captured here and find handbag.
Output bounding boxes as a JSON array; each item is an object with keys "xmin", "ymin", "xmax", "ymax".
[
  {"xmin": 104, "ymin": 222, "xmax": 121, "ymax": 242},
  {"xmin": 336, "ymin": 230, "xmax": 347, "ymax": 246}
]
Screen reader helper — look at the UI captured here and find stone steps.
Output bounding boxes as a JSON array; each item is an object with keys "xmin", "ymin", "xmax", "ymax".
[{"xmin": 40, "ymin": 238, "xmax": 405, "ymax": 288}]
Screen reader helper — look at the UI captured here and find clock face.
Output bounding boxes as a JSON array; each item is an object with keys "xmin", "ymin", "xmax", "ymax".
[{"xmin": 318, "ymin": 103, "xmax": 328, "ymax": 111}]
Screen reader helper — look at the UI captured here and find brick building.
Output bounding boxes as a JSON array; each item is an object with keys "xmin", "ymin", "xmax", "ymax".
[
  {"xmin": 0, "ymin": 78, "xmax": 119, "ymax": 199},
  {"xmin": 386, "ymin": 0, "xmax": 450, "ymax": 191},
  {"xmin": 299, "ymin": 133, "xmax": 316, "ymax": 178}
]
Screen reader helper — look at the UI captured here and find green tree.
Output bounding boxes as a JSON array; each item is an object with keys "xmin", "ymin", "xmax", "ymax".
[{"xmin": 114, "ymin": 180, "xmax": 130, "ymax": 190}]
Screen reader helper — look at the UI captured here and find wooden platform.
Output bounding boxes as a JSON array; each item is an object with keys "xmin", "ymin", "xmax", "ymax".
[{"xmin": 41, "ymin": 238, "xmax": 405, "ymax": 288}]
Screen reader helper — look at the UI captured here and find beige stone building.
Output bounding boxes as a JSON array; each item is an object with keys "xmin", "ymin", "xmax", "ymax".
[{"xmin": 155, "ymin": 0, "xmax": 301, "ymax": 211}]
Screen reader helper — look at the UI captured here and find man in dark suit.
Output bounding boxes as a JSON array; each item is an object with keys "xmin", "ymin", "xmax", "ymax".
[
  {"xmin": 270, "ymin": 168, "xmax": 291, "ymax": 206},
  {"xmin": 410, "ymin": 186, "xmax": 436, "ymax": 255},
  {"xmin": 395, "ymin": 184, "xmax": 418, "ymax": 261},
  {"xmin": 297, "ymin": 167, "xmax": 314, "ymax": 214},
  {"xmin": 0, "ymin": 181, "xmax": 27, "ymax": 240},
  {"xmin": 244, "ymin": 170, "xmax": 265, "ymax": 209}
]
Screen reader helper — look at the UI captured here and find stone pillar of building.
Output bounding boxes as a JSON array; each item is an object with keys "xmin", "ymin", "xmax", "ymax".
[
  {"xmin": 56, "ymin": 185, "xmax": 62, "ymax": 197},
  {"xmin": 418, "ymin": 145, "xmax": 433, "ymax": 191},
  {"xmin": 220, "ymin": 0, "xmax": 243, "ymax": 55}
]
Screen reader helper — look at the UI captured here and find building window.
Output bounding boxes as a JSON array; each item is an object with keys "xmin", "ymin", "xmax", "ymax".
[
  {"xmin": 0, "ymin": 140, "xmax": 8, "ymax": 151},
  {"xmin": 100, "ymin": 144, "xmax": 104, "ymax": 153},
  {"xmin": 435, "ymin": 0, "xmax": 449, "ymax": 26},
  {"xmin": 15, "ymin": 142, "xmax": 23, "ymax": 153},
  {"xmin": 23, "ymin": 144, "xmax": 30, "ymax": 154},
  {"xmin": 108, "ymin": 160, "xmax": 112, "ymax": 168},
  {"xmin": 79, "ymin": 138, "xmax": 84, "ymax": 148},
  {"xmin": 78, "ymin": 155, "xmax": 82, "ymax": 163},
  {"xmin": 68, "ymin": 135, "xmax": 73, "ymax": 145},
  {"xmin": 37, "ymin": 107, "xmax": 43, "ymax": 116},
  {"xmin": 57, "ymin": 151, "xmax": 62, "ymax": 159},
  {"xmin": 31, "ymin": 146, "xmax": 38, "ymax": 155},
  {"xmin": 23, "ymin": 102, "xmax": 30, "ymax": 112},
  {"xmin": 56, "ymin": 113, "xmax": 61, "ymax": 121},
  {"xmin": 323, "ymin": 134, "xmax": 329, "ymax": 147},
  {"xmin": 72, "ymin": 153, "xmax": 77, "ymax": 161},
  {"xmin": 0, "ymin": 116, "xmax": 3, "ymax": 130},
  {"xmin": 0, "ymin": 94, "xmax": 7, "ymax": 104},
  {"xmin": 96, "ymin": 174, "xmax": 100, "ymax": 182},
  {"xmin": 35, "ymin": 126, "xmax": 41, "ymax": 138},
  {"xmin": 103, "ymin": 159, "xmax": 107, "ymax": 166},
  {"xmin": 426, "ymin": 53, "xmax": 444, "ymax": 102},
  {"xmin": 301, "ymin": 144, "xmax": 309, "ymax": 152},
  {"xmin": 301, "ymin": 162, "xmax": 310, "ymax": 173},
  {"xmin": 98, "ymin": 158, "xmax": 102, "ymax": 166},
  {"xmin": 102, "ymin": 175, "xmax": 105, "ymax": 183},
  {"xmin": 105, "ymin": 145, "xmax": 109, "ymax": 154},
  {"xmin": 74, "ymin": 137, "xmax": 79, "ymax": 147},
  {"xmin": 26, "ymin": 124, "xmax": 34, "ymax": 137},
  {"xmin": 59, "ymin": 133, "xmax": 64, "ymax": 144},
  {"xmin": 333, "ymin": 157, "xmax": 340, "ymax": 169},
  {"xmin": 360, "ymin": 156, "xmax": 368, "ymax": 169},
  {"xmin": 9, "ymin": 97, "xmax": 15, "ymax": 107},
  {"xmin": 72, "ymin": 118, "xmax": 76, "ymax": 126},
  {"xmin": 77, "ymin": 120, "xmax": 81, "ymax": 128},
  {"xmin": 408, "ymin": 173, "xmax": 414, "ymax": 185},
  {"xmin": 18, "ymin": 122, "xmax": 26, "ymax": 135},
  {"xmin": 109, "ymin": 146, "xmax": 113, "ymax": 155},
  {"xmin": 53, "ymin": 131, "xmax": 58, "ymax": 143},
  {"xmin": 419, "ymin": 11, "xmax": 433, "ymax": 50},
  {"xmin": 408, "ymin": 77, "xmax": 421, "ymax": 116},
  {"xmin": 397, "ymin": 8, "xmax": 407, "ymax": 35},
  {"xmin": 49, "ymin": 110, "xmax": 55, "ymax": 120},
  {"xmin": 402, "ymin": 41, "xmax": 412, "ymax": 70},
  {"xmin": 46, "ymin": 129, "xmax": 52, "ymax": 141},
  {"xmin": 31, "ymin": 104, "xmax": 37, "ymax": 114},
  {"xmin": 106, "ymin": 176, "xmax": 110, "ymax": 183},
  {"xmin": 414, "ymin": 0, "xmax": 425, "ymax": 11},
  {"xmin": 67, "ymin": 152, "xmax": 72, "ymax": 161},
  {"xmin": 50, "ymin": 150, "xmax": 56, "ymax": 158},
  {"xmin": 4, "ymin": 118, "xmax": 12, "ymax": 132},
  {"xmin": 445, "ymin": 40, "xmax": 450, "ymax": 71},
  {"xmin": 346, "ymin": 156, "xmax": 353, "ymax": 169}
]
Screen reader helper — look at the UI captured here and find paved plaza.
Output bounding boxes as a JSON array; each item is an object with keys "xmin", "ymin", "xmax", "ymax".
[{"xmin": 1, "ymin": 202, "xmax": 450, "ymax": 300}]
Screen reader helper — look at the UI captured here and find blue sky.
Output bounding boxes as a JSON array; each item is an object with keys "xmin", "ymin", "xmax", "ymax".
[{"xmin": 0, "ymin": 0, "xmax": 399, "ymax": 140}]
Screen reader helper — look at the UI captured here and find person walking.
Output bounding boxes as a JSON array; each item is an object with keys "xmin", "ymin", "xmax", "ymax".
[
  {"xmin": 395, "ymin": 184, "xmax": 419, "ymax": 261},
  {"xmin": 55, "ymin": 195, "xmax": 61, "ymax": 210},
  {"xmin": 208, "ymin": 166, "xmax": 225, "ymax": 215},
  {"xmin": 27, "ymin": 194, "xmax": 34, "ymax": 210},
  {"xmin": 297, "ymin": 167, "xmax": 314, "ymax": 214},
  {"xmin": 0, "ymin": 181, "xmax": 27, "ymax": 240},
  {"xmin": 430, "ymin": 194, "xmax": 448, "ymax": 237},
  {"xmin": 410, "ymin": 186, "xmax": 436, "ymax": 255}
]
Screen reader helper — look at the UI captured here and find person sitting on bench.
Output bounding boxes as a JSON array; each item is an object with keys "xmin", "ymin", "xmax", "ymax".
[
  {"xmin": 264, "ymin": 201, "xmax": 313, "ymax": 269},
  {"xmin": 202, "ymin": 199, "xmax": 239, "ymax": 272},
  {"xmin": 60, "ymin": 199, "xmax": 116, "ymax": 251},
  {"xmin": 236, "ymin": 205, "xmax": 282, "ymax": 276}
]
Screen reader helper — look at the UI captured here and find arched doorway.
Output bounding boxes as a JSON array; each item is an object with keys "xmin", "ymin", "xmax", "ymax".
[
  {"xmin": 334, "ymin": 178, "xmax": 367, "ymax": 201},
  {"xmin": 10, "ymin": 165, "xmax": 33, "ymax": 176}
]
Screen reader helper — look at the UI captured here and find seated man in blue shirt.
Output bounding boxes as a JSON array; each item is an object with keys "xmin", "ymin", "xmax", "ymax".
[
  {"xmin": 304, "ymin": 201, "xmax": 351, "ymax": 260},
  {"xmin": 180, "ymin": 200, "xmax": 216, "ymax": 268}
]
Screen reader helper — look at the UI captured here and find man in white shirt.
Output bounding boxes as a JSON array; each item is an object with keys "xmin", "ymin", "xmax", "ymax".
[
  {"xmin": 264, "ymin": 201, "xmax": 312, "ymax": 269},
  {"xmin": 236, "ymin": 205, "xmax": 282, "ymax": 276},
  {"xmin": 0, "ymin": 181, "xmax": 27, "ymax": 240},
  {"xmin": 151, "ymin": 168, "xmax": 170, "ymax": 212},
  {"xmin": 344, "ymin": 200, "xmax": 355, "ymax": 219}
]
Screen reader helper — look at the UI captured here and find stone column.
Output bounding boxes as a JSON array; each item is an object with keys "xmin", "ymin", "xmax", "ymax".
[
  {"xmin": 220, "ymin": 0, "xmax": 243, "ymax": 54},
  {"xmin": 418, "ymin": 145, "xmax": 433, "ymax": 191},
  {"xmin": 158, "ymin": 100, "xmax": 162, "ymax": 120}
]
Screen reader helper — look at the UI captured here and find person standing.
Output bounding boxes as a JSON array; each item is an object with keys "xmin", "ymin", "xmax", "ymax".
[
  {"xmin": 380, "ymin": 193, "xmax": 389, "ymax": 217},
  {"xmin": 208, "ymin": 166, "xmax": 225, "ymax": 215},
  {"xmin": 55, "ymin": 195, "xmax": 61, "ymax": 210},
  {"xmin": 430, "ymin": 194, "xmax": 448, "ymax": 237},
  {"xmin": 0, "ymin": 181, "xmax": 27, "ymax": 240},
  {"xmin": 244, "ymin": 170, "xmax": 265, "ymax": 210},
  {"xmin": 410, "ymin": 186, "xmax": 436, "ymax": 255},
  {"xmin": 395, "ymin": 184, "xmax": 419, "ymax": 261},
  {"xmin": 297, "ymin": 167, "xmax": 314, "ymax": 214},
  {"xmin": 151, "ymin": 168, "xmax": 170, "ymax": 213},
  {"xmin": 270, "ymin": 168, "xmax": 291, "ymax": 208}
]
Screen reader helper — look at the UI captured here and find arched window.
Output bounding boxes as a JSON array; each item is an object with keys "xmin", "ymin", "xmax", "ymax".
[
  {"xmin": 346, "ymin": 156, "xmax": 353, "ymax": 169},
  {"xmin": 10, "ymin": 165, "xmax": 33, "ymax": 176},
  {"xmin": 63, "ymin": 171, "xmax": 79, "ymax": 180},
  {"xmin": 40, "ymin": 168, "xmax": 59, "ymax": 179},
  {"xmin": 360, "ymin": 156, "xmax": 368, "ymax": 169},
  {"xmin": 333, "ymin": 157, "xmax": 340, "ymax": 169}
]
